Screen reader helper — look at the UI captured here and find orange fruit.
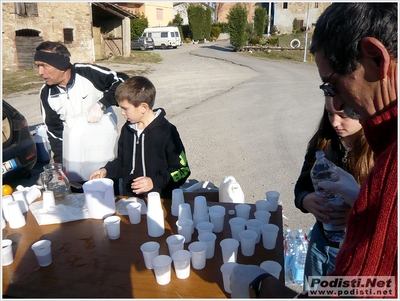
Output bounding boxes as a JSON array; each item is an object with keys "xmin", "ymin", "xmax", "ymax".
[{"xmin": 2, "ymin": 184, "xmax": 13, "ymax": 196}]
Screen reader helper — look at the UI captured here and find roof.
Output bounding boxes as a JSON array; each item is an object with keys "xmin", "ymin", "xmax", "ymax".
[{"xmin": 92, "ymin": 2, "xmax": 136, "ymax": 18}]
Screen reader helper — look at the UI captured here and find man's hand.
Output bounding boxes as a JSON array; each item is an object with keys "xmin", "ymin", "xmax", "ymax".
[
  {"xmin": 86, "ymin": 101, "xmax": 104, "ymax": 123},
  {"xmin": 89, "ymin": 168, "xmax": 107, "ymax": 180},
  {"xmin": 131, "ymin": 176, "xmax": 154, "ymax": 195}
]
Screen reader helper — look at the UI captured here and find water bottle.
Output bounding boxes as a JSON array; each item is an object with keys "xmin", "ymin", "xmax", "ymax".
[
  {"xmin": 292, "ymin": 233, "xmax": 308, "ymax": 286},
  {"xmin": 283, "ymin": 229, "xmax": 295, "ymax": 284},
  {"xmin": 310, "ymin": 150, "xmax": 346, "ymax": 242}
]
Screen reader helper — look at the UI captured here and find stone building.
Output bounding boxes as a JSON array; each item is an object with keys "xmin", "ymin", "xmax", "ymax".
[{"xmin": 2, "ymin": 2, "xmax": 135, "ymax": 71}]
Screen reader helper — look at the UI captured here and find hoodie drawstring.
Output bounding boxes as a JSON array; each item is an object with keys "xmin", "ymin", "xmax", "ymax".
[{"xmin": 130, "ymin": 133, "xmax": 146, "ymax": 177}]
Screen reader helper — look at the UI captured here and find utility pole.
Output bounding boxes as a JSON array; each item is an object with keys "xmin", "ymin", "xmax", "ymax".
[{"xmin": 303, "ymin": 2, "xmax": 310, "ymax": 63}]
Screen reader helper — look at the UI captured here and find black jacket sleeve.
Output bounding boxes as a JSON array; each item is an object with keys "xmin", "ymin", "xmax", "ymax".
[{"xmin": 294, "ymin": 149, "xmax": 316, "ymax": 213}]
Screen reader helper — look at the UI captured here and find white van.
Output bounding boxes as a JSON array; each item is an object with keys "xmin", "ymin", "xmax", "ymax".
[{"xmin": 142, "ymin": 26, "xmax": 181, "ymax": 49}]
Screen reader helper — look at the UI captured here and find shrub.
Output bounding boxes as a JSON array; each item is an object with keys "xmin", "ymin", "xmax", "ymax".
[
  {"xmin": 228, "ymin": 3, "xmax": 248, "ymax": 52},
  {"xmin": 249, "ymin": 37, "xmax": 260, "ymax": 45},
  {"xmin": 130, "ymin": 14, "xmax": 149, "ymax": 39},
  {"xmin": 211, "ymin": 26, "xmax": 221, "ymax": 39},
  {"xmin": 254, "ymin": 7, "xmax": 267, "ymax": 38}
]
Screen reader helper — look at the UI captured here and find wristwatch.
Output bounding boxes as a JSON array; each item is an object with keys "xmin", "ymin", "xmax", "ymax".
[
  {"xmin": 249, "ymin": 272, "xmax": 271, "ymax": 298},
  {"xmin": 97, "ymin": 101, "xmax": 107, "ymax": 112}
]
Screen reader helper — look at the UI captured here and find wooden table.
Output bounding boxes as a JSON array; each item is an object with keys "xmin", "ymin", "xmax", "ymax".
[{"xmin": 2, "ymin": 196, "xmax": 283, "ymax": 298}]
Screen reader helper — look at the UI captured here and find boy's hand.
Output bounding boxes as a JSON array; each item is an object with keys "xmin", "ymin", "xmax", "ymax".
[
  {"xmin": 89, "ymin": 168, "xmax": 107, "ymax": 180},
  {"xmin": 131, "ymin": 176, "xmax": 154, "ymax": 194}
]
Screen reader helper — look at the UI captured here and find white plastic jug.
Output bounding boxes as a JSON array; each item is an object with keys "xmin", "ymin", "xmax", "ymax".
[
  {"xmin": 82, "ymin": 178, "xmax": 116, "ymax": 219},
  {"xmin": 62, "ymin": 113, "xmax": 118, "ymax": 182},
  {"xmin": 33, "ymin": 124, "xmax": 51, "ymax": 162},
  {"xmin": 219, "ymin": 176, "xmax": 245, "ymax": 203}
]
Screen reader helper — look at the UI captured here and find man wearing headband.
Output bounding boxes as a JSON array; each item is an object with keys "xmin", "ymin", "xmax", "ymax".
[{"xmin": 34, "ymin": 41, "xmax": 128, "ymax": 165}]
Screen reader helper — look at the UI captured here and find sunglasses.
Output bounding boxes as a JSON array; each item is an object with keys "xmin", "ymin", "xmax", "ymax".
[{"xmin": 319, "ymin": 72, "xmax": 336, "ymax": 97}]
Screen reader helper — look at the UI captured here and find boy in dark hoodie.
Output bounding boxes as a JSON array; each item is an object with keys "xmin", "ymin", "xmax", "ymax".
[{"xmin": 90, "ymin": 76, "xmax": 190, "ymax": 199}]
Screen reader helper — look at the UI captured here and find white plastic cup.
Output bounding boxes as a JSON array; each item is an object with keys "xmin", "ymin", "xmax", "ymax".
[
  {"xmin": 140, "ymin": 241, "xmax": 160, "ymax": 269},
  {"xmin": 260, "ymin": 260, "xmax": 282, "ymax": 280},
  {"xmin": 235, "ymin": 204, "xmax": 251, "ymax": 220},
  {"xmin": 246, "ymin": 218, "xmax": 263, "ymax": 244},
  {"xmin": 178, "ymin": 203, "xmax": 192, "ymax": 221},
  {"xmin": 196, "ymin": 221, "xmax": 214, "ymax": 235},
  {"xmin": 31, "ymin": 240, "xmax": 52, "ymax": 267},
  {"xmin": 166, "ymin": 234, "xmax": 185, "ymax": 256},
  {"xmin": 25, "ymin": 186, "xmax": 42, "ymax": 204},
  {"xmin": 188, "ymin": 241, "xmax": 207, "ymax": 270},
  {"xmin": 171, "ymin": 249, "xmax": 191, "ymax": 279},
  {"xmin": 12, "ymin": 190, "xmax": 29, "ymax": 213},
  {"xmin": 2, "ymin": 195, "xmax": 14, "ymax": 221},
  {"xmin": 266, "ymin": 191, "xmax": 280, "ymax": 212},
  {"xmin": 261, "ymin": 224, "xmax": 280, "ymax": 250},
  {"xmin": 254, "ymin": 210, "xmax": 271, "ymax": 224},
  {"xmin": 198, "ymin": 232, "xmax": 217, "ymax": 259},
  {"xmin": 220, "ymin": 238, "xmax": 239, "ymax": 263},
  {"xmin": 152, "ymin": 255, "xmax": 172, "ymax": 285},
  {"xmin": 103, "ymin": 216, "xmax": 121, "ymax": 240},
  {"xmin": 209, "ymin": 205, "xmax": 226, "ymax": 233},
  {"xmin": 176, "ymin": 219, "xmax": 193, "ymax": 243},
  {"xmin": 7, "ymin": 201, "xmax": 26, "ymax": 229},
  {"xmin": 229, "ymin": 217, "xmax": 246, "ymax": 241},
  {"xmin": 42, "ymin": 190, "xmax": 56, "ymax": 210},
  {"xmin": 255, "ymin": 199, "xmax": 271, "ymax": 212},
  {"xmin": 2, "ymin": 239, "xmax": 14, "ymax": 266},
  {"xmin": 193, "ymin": 196, "xmax": 208, "ymax": 217},
  {"xmin": 171, "ymin": 188, "xmax": 185, "ymax": 217},
  {"xmin": 239, "ymin": 229, "xmax": 257, "ymax": 256},
  {"xmin": 1, "ymin": 215, "xmax": 5, "ymax": 229},
  {"xmin": 126, "ymin": 202, "xmax": 142, "ymax": 224},
  {"xmin": 220, "ymin": 262, "xmax": 238, "ymax": 294}
]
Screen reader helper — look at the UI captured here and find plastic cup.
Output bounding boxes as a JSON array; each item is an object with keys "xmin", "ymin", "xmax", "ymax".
[
  {"xmin": 209, "ymin": 205, "xmax": 226, "ymax": 233},
  {"xmin": 126, "ymin": 202, "xmax": 141, "ymax": 224},
  {"xmin": 220, "ymin": 238, "xmax": 239, "ymax": 263},
  {"xmin": 1, "ymin": 216, "xmax": 5, "ymax": 229},
  {"xmin": 42, "ymin": 190, "xmax": 56, "ymax": 210},
  {"xmin": 2, "ymin": 239, "xmax": 14, "ymax": 266},
  {"xmin": 7, "ymin": 201, "xmax": 26, "ymax": 229},
  {"xmin": 140, "ymin": 241, "xmax": 160, "ymax": 269},
  {"xmin": 239, "ymin": 229, "xmax": 257, "ymax": 256},
  {"xmin": 220, "ymin": 262, "xmax": 238, "ymax": 294},
  {"xmin": 188, "ymin": 241, "xmax": 207, "ymax": 270},
  {"xmin": 193, "ymin": 196, "xmax": 208, "ymax": 217},
  {"xmin": 25, "ymin": 186, "xmax": 42, "ymax": 204},
  {"xmin": 176, "ymin": 218, "xmax": 193, "ymax": 243},
  {"xmin": 260, "ymin": 260, "xmax": 282, "ymax": 280},
  {"xmin": 255, "ymin": 199, "xmax": 270, "ymax": 212},
  {"xmin": 246, "ymin": 218, "xmax": 263, "ymax": 244},
  {"xmin": 103, "ymin": 216, "xmax": 121, "ymax": 240},
  {"xmin": 31, "ymin": 240, "xmax": 52, "ymax": 267},
  {"xmin": 12, "ymin": 190, "xmax": 29, "ymax": 213},
  {"xmin": 198, "ymin": 232, "xmax": 217, "ymax": 259},
  {"xmin": 261, "ymin": 224, "xmax": 280, "ymax": 250},
  {"xmin": 235, "ymin": 204, "xmax": 251, "ymax": 220},
  {"xmin": 2, "ymin": 195, "xmax": 14, "ymax": 221},
  {"xmin": 171, "ymin": 249, "xmax": 191, "ymax": 279},
  {"xmin": 254, "ymin": 210, "xmax": 271, "ymax": 224},
  {"xmin": 152, "ymin": 255, "xmax": 172, "ymax": 285},
  {"xmin": 229, "ymin": 217, "xmax": 246, "ymax": 241},
  {"xmin": 196, "ymin": 221, "xmax": 214, "ymax": 235},
  {"xmin": 171, "ymin": 188, "xmax": 185, "ymax": 217},
  {"xmin": 266, "ymin": 191, "xmax": 280, "ymax": 212},
  {"xmin": 178, "ymin": 203, "xmax": 192, "ymax": 221},
  {"xmin": 166, "ymin": 234, "xmax": 185, "ymax": 256}
]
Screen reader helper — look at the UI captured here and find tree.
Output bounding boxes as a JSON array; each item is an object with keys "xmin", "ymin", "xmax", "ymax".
[
  {"xmin": 227, "ymin": 3, "xmax": 248, "ymax": 52},
  {"xmin": 187, "ymin": 4, "xmax": 204, "ymax": 40},
  {"xmin": 130, "ymin": 14, "xmax": 149, "ymax": 39},
  {"xmin": 204, "ymin": 7, "xmax": 212, "ymax": 40},
  {"xmin": 254, "ymin": 7, "xmax": 267, "ymax": 38}
]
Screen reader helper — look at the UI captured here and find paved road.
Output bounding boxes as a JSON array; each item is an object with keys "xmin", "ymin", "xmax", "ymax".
[{"xmin": 6, "ymin": 40, "xmax": 323, "ymax": 236}]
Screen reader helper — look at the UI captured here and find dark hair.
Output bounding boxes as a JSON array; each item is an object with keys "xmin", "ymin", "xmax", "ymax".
[
  {"xmin": 115, "ymin": 76, "xmax": 156, "ymax": 108},
  {"xmin": 310, "ymin": 3, "xmax": 397, "ymax": 76},
  {"xmin": 35, "ymin": 41, "xmax": 71, "ymax": 58},
  {"xmin": 307, "ymin": 107, "xmax": 374, "ymax": 184}
]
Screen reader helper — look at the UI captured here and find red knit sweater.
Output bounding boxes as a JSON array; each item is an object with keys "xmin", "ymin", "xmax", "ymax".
[{"xmin": 329, "ymin": 104, "xmax": 398, "ymax": 296}]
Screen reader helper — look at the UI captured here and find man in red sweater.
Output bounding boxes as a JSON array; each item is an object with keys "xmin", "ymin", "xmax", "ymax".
[{"xmin": 230, "ymin": 3, "xmax": 397, "ymax": 298}]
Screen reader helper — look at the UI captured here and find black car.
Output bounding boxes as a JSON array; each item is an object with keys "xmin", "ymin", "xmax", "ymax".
[
  {"xmin": 131, "ymin": 36, "xmax": 155, "ymax": 51},
  {"xmin": 2, "ymin": 100, "xmax": 37, "ymax": 183}
]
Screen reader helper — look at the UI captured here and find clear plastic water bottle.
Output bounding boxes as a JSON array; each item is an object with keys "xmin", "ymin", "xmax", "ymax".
[
  {"xmin": 310, "ymin": 150, "xmax": 346, "ymax": 242},
  {"xmin": 283, "ymin": 229, "xmax": 295, "ymax": 284},
  {"xmin": 292, "ymin": 233, "xmax": 308, "ymax": 286}
]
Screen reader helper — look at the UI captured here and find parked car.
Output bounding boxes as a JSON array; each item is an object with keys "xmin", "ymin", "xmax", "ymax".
[
  {"xmin": 2, "ymin": 100, "xmax": 37, "ymax": 183},
  {"xmin": 131, "ymin": 36, "xmax": 154, "ymax": 51}
]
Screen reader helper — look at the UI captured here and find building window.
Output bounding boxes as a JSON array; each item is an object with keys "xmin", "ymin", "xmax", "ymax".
[
  {"xmin": 64, "ymin": 28, "xmax": 74, "ymax": 44},
  {"xmin": 15, "ymin": 29, "xmax": 40, "ymax": 37},
  {"xmin": 156, "ymin": 8, "xmax": 163, "ymax": 20},
  {"xmin": 283, "ymin": 2, "xmax": 288, "ymax": 9},
  {"xmin": 15, "ymin": 3, "xmax": 38, "ymax": 16}
]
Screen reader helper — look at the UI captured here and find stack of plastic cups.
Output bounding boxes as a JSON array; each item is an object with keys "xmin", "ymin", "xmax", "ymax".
[
  {"xmin": 193, "ymin": 196, "xmax": 209, "ymax": 228},
  {"xmin": 146, "ymin": 192, "xmax": 165, "ymax": 237},
  {"xmin": 171, "ymin": 188, "xmax": 185, "ymax": 217}
]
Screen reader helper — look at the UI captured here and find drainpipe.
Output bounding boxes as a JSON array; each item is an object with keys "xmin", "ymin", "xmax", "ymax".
[
  {"xmin": 267, "ymin": 2, "xmax": 271, "ymax": 36},
  {"xmin": 303, "ymin": 2, "xmax": 310, "ymax": 63}
]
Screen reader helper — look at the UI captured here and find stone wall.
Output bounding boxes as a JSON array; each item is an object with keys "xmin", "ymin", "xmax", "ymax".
[{"xmin": 2, "ymin": 2, "xmax": 93, "ymax": 71}]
